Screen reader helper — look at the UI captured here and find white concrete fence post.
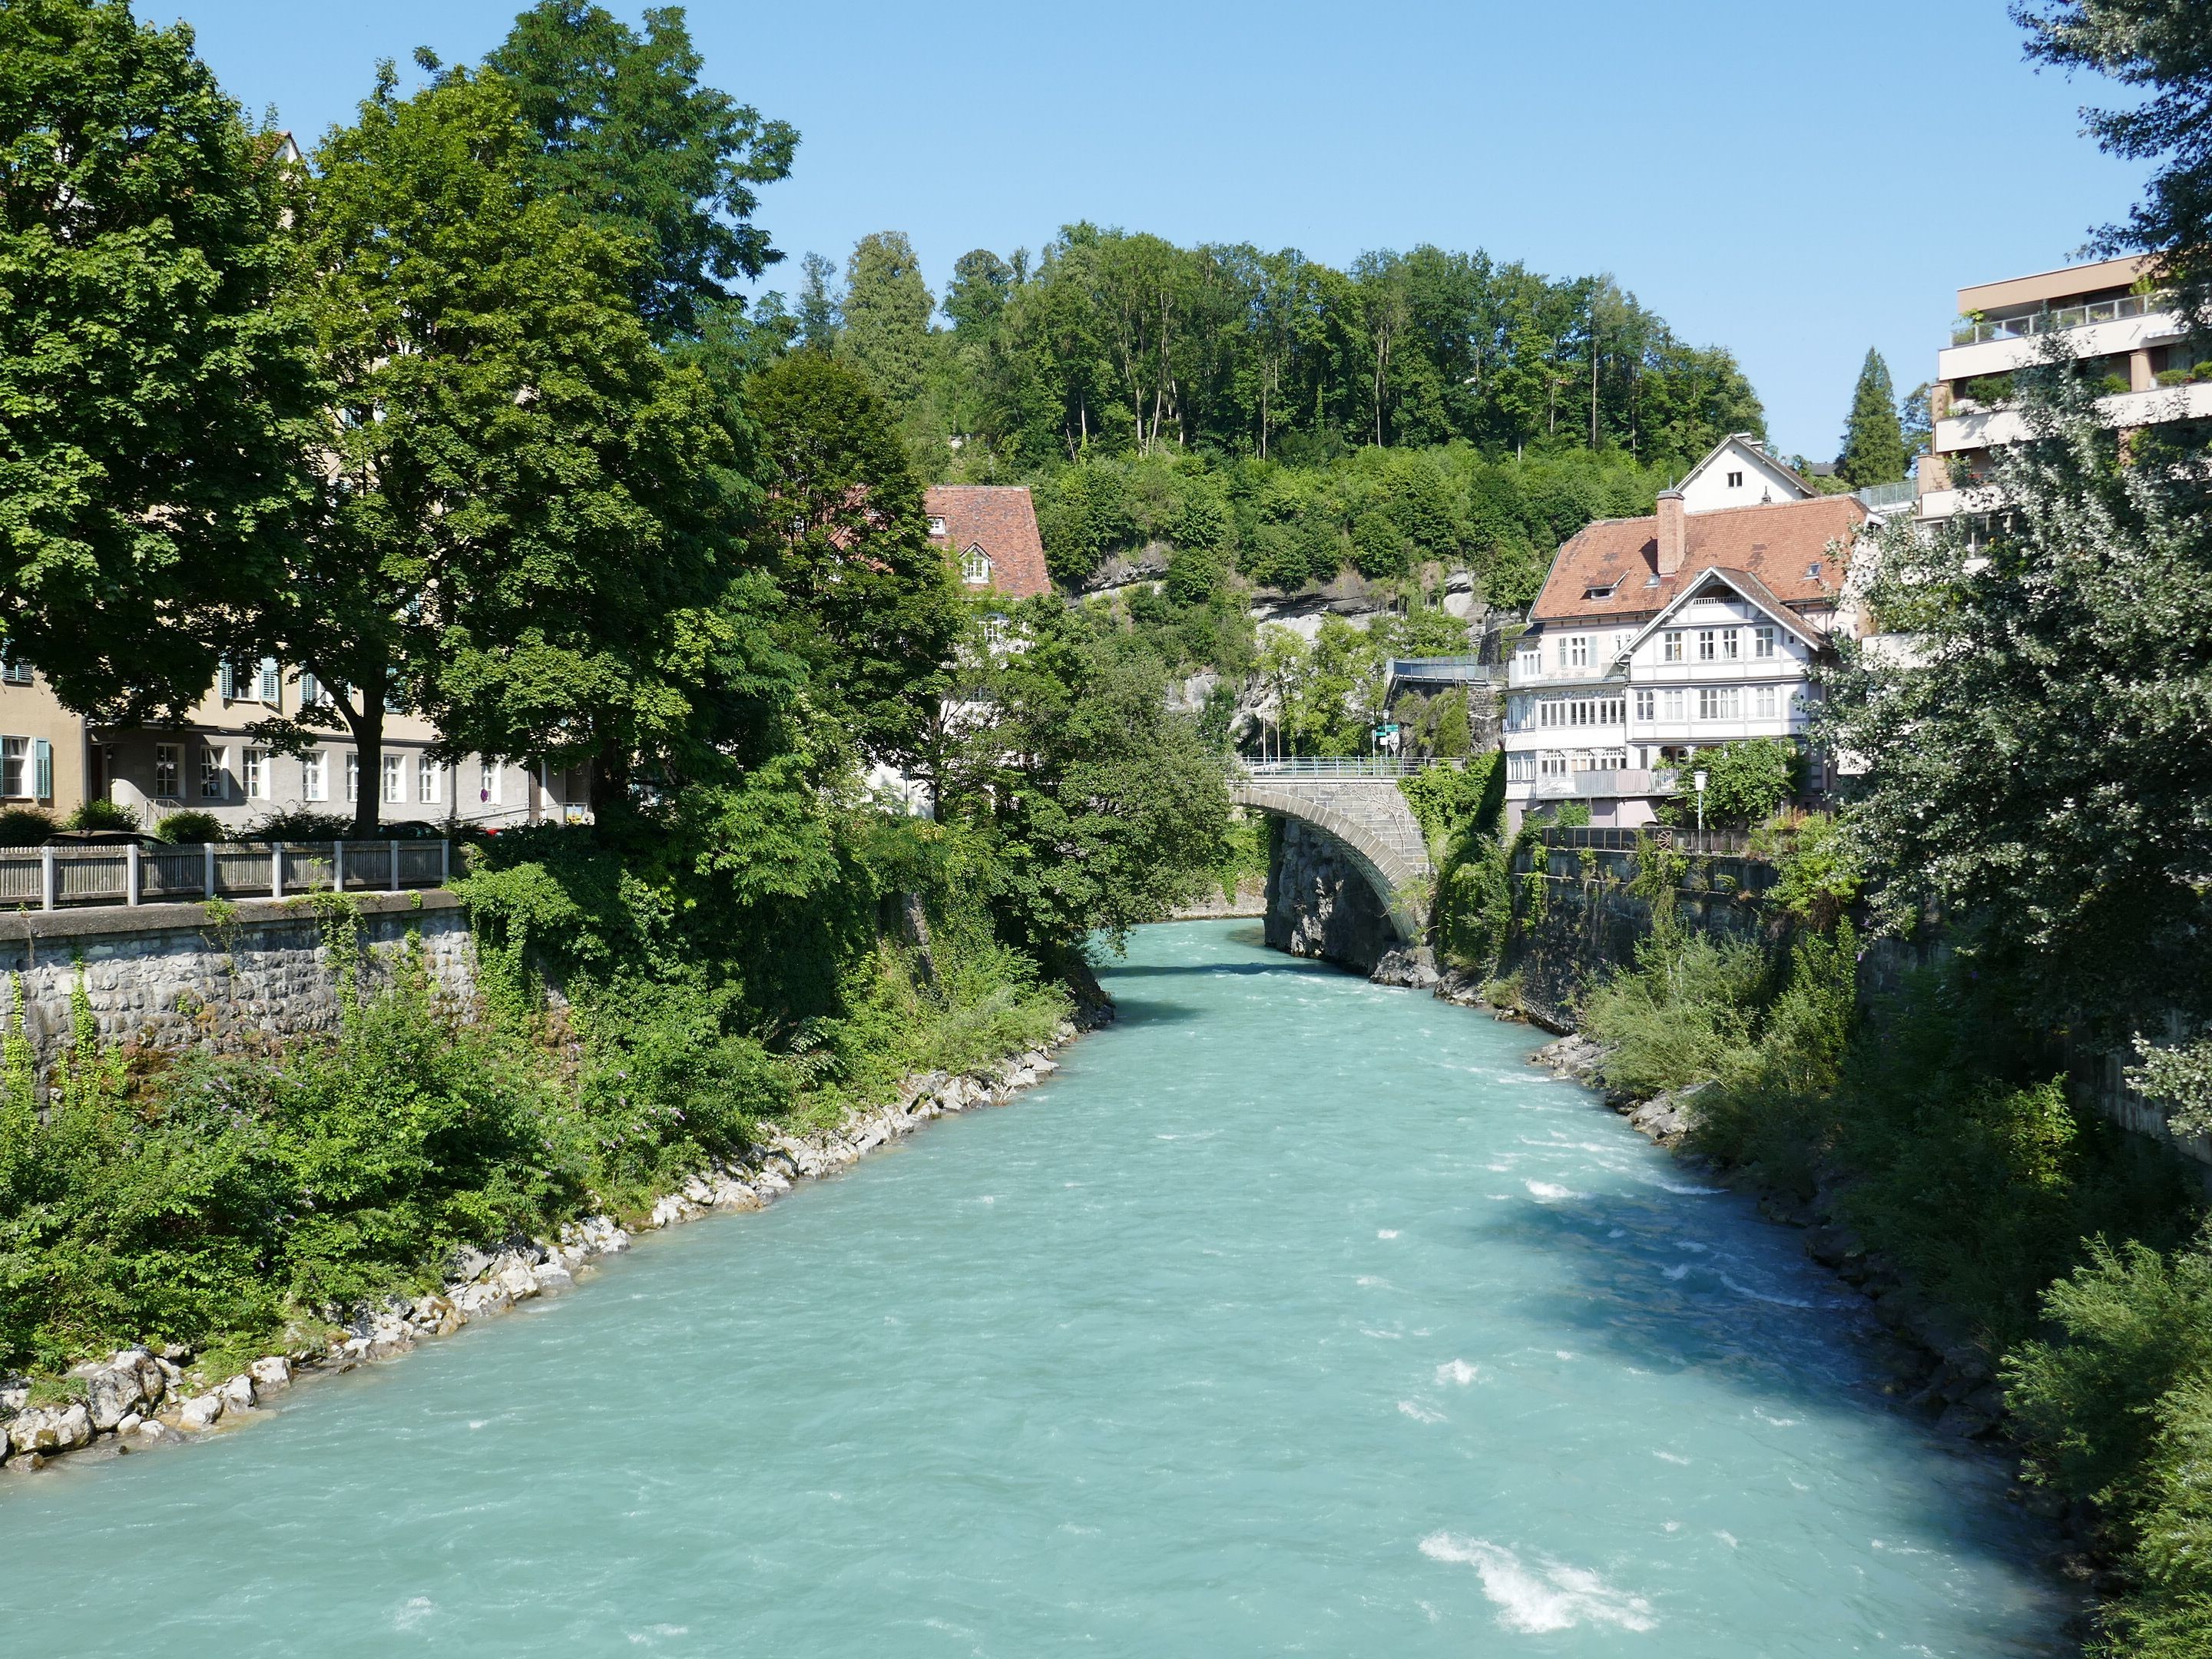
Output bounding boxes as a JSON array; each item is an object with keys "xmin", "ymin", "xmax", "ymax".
[
  {"xmin": 387, "ymin": 839, "xmax": 400, "ymax": 895},
  {"xmin": 204, "ymin": 843, "xmax": 216, "ymax": 900},
  {"xmin": 39, "ymin": 845, "xmax": 55, "ymax": 911},
  {"xmin": 126, "ymin": 842, "xmax": 141, "ymax": 906},
  {"xmin": 271, "ymin": 844, "xmax": 283, "ymax": 901},
  {"xmin": 333, "ymin": 839, "xmax": 345, "ymax": 894}
]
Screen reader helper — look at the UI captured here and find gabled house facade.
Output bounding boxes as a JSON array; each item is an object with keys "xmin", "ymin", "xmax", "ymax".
[
  {"xmin": 1502, "ymin": 435, "xmax": 1875, "ymax": 829},
  {"xmin": 924, "ymin": 485, "xmax": 1052, "ymax": 600}
]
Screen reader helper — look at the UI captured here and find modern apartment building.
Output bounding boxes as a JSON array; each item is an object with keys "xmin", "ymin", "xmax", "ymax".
[
  {"xmin": 1502, "ymin": 435, "xmax": 1876, "ymax": 830},
  {"xmin": 1919, "ymin": 254, "xmax": 2206, "ymax": 525},
  {"xmin": 0, "ymin": 653, "xmax": 582, "ymax": 832}
]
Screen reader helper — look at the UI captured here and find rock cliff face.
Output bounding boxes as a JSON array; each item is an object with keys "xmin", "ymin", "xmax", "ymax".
[{"xmin": 1263, "ymin": 818, "xmax": 1396, "ymax": 976}]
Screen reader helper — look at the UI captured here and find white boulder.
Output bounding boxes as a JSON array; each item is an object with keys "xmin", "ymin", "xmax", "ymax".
[
  {"xmin": 250, "ymin": 1356, "xmax": 293, "ymax": 1392},
  {"xmin": 7, "ymin": 1402, "xmax": 92, "ymax": 1455}
]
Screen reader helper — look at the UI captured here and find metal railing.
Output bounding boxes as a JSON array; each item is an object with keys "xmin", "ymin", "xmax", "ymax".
[
  {"xmin": 1852, "ymin": 479, "xmax": 1916, "ymax": 510},
  {"xmin": 1240, "ymin": 757, "xmax": 1447, "ymax": 779},
  {"xmin": 2, "ymin": 839, "xmax": 453, "ymax": 912},
  {"xmin": 1386, "ymin": 656, "xmax": 1497, "ymax": 684},
  {"xmin": 1539, "ymin": 825, "xmax": 1752, "ymax": 855},
  {"xmin": 1951, "ymin": 291, "xmax": 2168, "ymax": 346}
]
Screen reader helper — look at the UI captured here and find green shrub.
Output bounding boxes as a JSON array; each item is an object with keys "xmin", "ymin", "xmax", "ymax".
[
  {"xmin": 65, "ymin": 799, "xmax": 140, "ymax": 832},
  {"xmin": 249, "ymin": 808, "xmax": 355, "ymax": 839},
  {"xmin": 154, "ymin": 810, "xmax": 225, "ymax": 844},
  {"xmin": 1581, "ymin": 926, "xmax": 1767, "ymax": 1100},
  {"xmin": 0, "ymin": 806, "xmax": 58, "ymax": 846}
]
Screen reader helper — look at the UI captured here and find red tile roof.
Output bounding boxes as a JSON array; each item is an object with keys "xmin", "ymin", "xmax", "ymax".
[
  {"xmin": 1530, "ymin": 495, "xmax": 1870, "ymax": 628},
  {"xmin": 925, "ymin": 485, "xmax": 1051, "ymax": 600}
]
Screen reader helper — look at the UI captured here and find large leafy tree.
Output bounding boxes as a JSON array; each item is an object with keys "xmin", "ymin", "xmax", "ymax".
[
  {"xmin": 485, "ymin": 1, "xmax": 795, "ymax": 343},
  {"xmin": 743, "ymin": 352, "xmax": 962, "ymax": 775},
  {"xmin": 1823, "ymin": 370, "xmax": 2212, "ymax": 1028},
  {"xmin": 0, "ymin": 0, "xmax": 313, "ymax": 720},
  {"xmin": 2019, "ymin": 0, "xmax": 2212, "ymax": 326},
  {"xmin": 942, "ymin": 601, "xmax": 1230, "ymax": 957},
  {"xmin": 1836, "ymin": 347, "xmax": 1908, "ymax": 486},
  {"xmin": 271, "ymin": 65, "xmax": 742, "ymax": 834}
]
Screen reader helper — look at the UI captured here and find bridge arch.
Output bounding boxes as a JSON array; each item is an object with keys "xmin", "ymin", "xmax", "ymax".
[{"xmin": 1229, "ymin": 767, "xmax": 1435, "ymax": 951}]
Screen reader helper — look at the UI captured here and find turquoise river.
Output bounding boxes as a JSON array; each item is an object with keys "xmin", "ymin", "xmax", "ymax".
[{"xmin": 2, "ymin": 920, "xmax": 2070, "ymax": 1655}]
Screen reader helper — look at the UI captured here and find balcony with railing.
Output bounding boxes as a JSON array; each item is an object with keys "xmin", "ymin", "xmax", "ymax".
[
  {"xmin": 1524, "ymin": 767, "xmax": 1680, "ymax": 801},
  {"xmin": 1952, "ymin": 291, "xmax": 2169, "ymax": 346}
]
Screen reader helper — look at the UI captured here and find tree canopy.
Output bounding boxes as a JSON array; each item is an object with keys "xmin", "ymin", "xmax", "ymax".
[
  {"xmin": 2020, "ymin": 0, "xmax": 2212, "ymax": 326},
  {"xmin": 0, "ymin": 0, "xmax": 314, "ymax": 720},
  {"xmin": 485, "ymin": 1, "xmax": 796, "ymax": 342}
]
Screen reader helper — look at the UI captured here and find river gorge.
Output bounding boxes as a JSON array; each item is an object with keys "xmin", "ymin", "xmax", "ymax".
[{"xmin": 0, "ymin": 921, "xmax": 2069, "ymax": 1655}]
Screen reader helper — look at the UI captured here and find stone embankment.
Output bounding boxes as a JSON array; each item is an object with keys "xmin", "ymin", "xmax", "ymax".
[{"xmin": 0, "ymin": 1031, "xmax": 1078, "ymax": 1478}]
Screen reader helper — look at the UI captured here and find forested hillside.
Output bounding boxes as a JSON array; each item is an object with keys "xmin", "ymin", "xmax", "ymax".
[{"xmin": 770, "ymin": 228, "xmax": 1771, "ymax": 601}]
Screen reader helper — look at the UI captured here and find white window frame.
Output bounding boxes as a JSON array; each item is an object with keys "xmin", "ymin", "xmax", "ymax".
[
  {"xmin": 1505, "ymin": 751, "xmax": 1535, "ymax": 783},
  {"xmin": 419, "ymin": 759, "xmax": 440, "ymax": 805},
  {"xmin": 1754, "ymin": 684, "xmax": 1779, "ymax": 719},
  {"xmin": 0, "ymin": 649, "xmax": 31, "ymax": 687},
  {"xmin": 303, "ymin": 750, "xmax": 327, "ymax": 802},
  {"xmin": 927, "ymin": 515, "xmax": 946, "ymax": 536},
  {"xmin": 154, "ymin": 743, "xmax": 179, "ymax": 797},
  {"xmin": 1634, "ymin": 689, "xmax": 1655, "ymax": 723},
  {"xmin": 1697, "ymin": 686, "xmax": 1742, "ymax": 720},
  {"xmin": 1661, "ymin": 689, "xmax": 1687, "ymax": 722},
  {"xmin": 479, "ymin": 759, "xmax": 501, "ymax": 805},
  {"xmin": 200, "ymin": 745, "xmax": 227, "ymax": 800},
  {"xmin": 1720, "ymin": 628, "xmax": 1741, "ymax": 661},
  {"xmin": 1562, "ymin": 635, "xmax": 1589, "ymax": 669},
  {"xmin": 0, "ymin": 737, "xmax": 24, "ymax": 797},
  {"xmin": 1538, "ymin": 750, "xmax": 1569, "ymax": 778},
  {"xmin": 1661, "ymin": 631, "xmax": 1684, "ymax": 663},
  {"xmin": 1753, "ymin": 624, "xmax": 1777, "ymax": 658},
  {"xmin": 1697, "ymin": 628, "xmax": 1718, "ymax": 662},
  {"xmin": 243, "ymin": 747, "xmax": 269, "ymax": 800},
  {"xmin": 960, "ymin": 545, "xmax": 992, "ymax": 584},
  {"xmin": 1727, "ymin": 469, "xmax": 1744, "ymax": 488},
  {"xmin": 346, "ymin": 753, "xmax": 359, "ymax": 804},
  {"xmin": 381, "ymin": 754, "xmax": 403, "ymax": 804}
]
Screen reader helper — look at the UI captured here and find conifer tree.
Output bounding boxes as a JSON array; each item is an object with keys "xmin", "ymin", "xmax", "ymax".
[
  {"xmin": 838, "ymin": 232, "xmax": 935, "ymax": 413},
  {"xmin": 1836, "ymin": 348, "xmax": 1908, "ymax": 486}
]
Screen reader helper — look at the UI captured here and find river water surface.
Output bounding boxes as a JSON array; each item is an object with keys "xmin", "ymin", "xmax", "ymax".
[{"xmin": 2, "ymin": 920, "xmax": 2068, "ymax": 1655}]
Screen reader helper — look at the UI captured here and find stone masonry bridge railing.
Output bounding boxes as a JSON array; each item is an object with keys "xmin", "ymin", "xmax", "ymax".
[{"xmin": 1230, "ymin": 759, "xmax": 1436, "ymax": 949}]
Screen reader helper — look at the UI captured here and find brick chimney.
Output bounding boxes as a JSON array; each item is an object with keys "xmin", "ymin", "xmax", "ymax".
[{"xmin": 1655, "ymin": 489, "xmax": 1687, "ymax": 576}]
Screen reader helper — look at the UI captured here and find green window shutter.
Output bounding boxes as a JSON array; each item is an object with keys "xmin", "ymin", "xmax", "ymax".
[{"xmin": 33, "ymin": 738, "xmax": 51, "ymax": 800}]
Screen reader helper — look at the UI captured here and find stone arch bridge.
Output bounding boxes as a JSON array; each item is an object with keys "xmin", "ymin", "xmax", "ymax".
[{"xmin": 1230, "ymin": 761, "xmax": 1436, "ymax": 960}]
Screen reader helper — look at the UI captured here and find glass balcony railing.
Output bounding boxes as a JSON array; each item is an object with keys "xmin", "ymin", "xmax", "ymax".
[{"xmin": 1952, "ymin": 292, "xmax": 2169, "ymax": 346}]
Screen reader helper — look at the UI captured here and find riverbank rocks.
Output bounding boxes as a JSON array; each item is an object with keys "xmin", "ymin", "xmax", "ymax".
[
  {"xmin": 1532, "ymin": 1032, "xmax": 1608, "ymax": 1086},
  {"xmin": 8, "ymin": 1402, "xmax": 92, "ymax": 1455},
  {"xmin": 8, "ymin": 1026, "xmax": 1081, "ymax": 1480}
]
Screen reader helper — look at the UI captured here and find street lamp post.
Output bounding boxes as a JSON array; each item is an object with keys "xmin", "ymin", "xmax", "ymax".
[{"xmin": 1694, "ymin": 769, "xmax": 1708, "ymax": 836}]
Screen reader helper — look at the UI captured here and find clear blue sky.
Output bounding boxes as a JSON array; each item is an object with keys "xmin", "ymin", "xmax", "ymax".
[{"xmin": 166, "ymin": 0, "xmax": 2147, "ymax": 463}]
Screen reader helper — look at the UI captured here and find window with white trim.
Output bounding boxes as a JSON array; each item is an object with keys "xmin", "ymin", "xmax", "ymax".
[
  {"xmin": 154, "ymin": 744, "xmax": 179, "ymax": 797},
  {"xmin": 1573, "ymin": 750, "xmax": 1628, "ymax": 773},
  {"xmin": 243, "ymin": 747, "xmax": 269, "ymax": 800},
  {"xmin": 1697, "ymin": 628, "xmax": 1717, "ymax": 662},
  {"xmin": 1515, "ymin": 644, "xmax": 1541, "ymax": 677},
  {"xmin": 0, "ymin": 650, "xmax": 30, "ymax": 686},
  {"xmin": 1754, "ymin": 684, "xmax": 1779, "ymax": 719},
  {"xmin": 303, "ymin": 750, "xmax": 327, "ymax": 802},
  {"xmin": 381, "ymin": 754, "xmax": 403, "ymax": 803},
  {"xmin": 200, "ymin": 746, "xmax": 227, "ymax": 799},
  {"xmin": 346, "ymin": 753, "xmax": 359, "ymax": 803},
  {"xmin": 961, "ymin": 545, "xmax": 992, "ymax": 584},
  {"xmin": 1661, "ymin": 688, "xmax": 1686, "ymax": 722},
  {"xmin": 1534, "ymin": 693, "xmax": 1625, "ymax": 729},
  {"xmin": 1726, "ymin": 469, "xmax": 1744, "ymax": 488},
  {"xmin": 1661, "ymin": 631, "xmax": 1684, "ymax": 663},
  {"xmin": 927, "ymin": 516, "xmax": 946, "ymax": 536},
  {"xmin": 1720, "ymin": 627, "xmax": 1741, "ymax": 661},
  {"xmin": 418, "ymin": 759, "xmax": 439, "ymax": 804},
  {"xmin": 1538, "ymin": 750, "xmax": 1569, "ymax": 777},
  {"xmin": 1506, "ymin": 751, "xmax": 1535, "ymax": 783},
  {"xmin": 1697, "ymin": 686, "xmax": 1742, "ymax": 720},
  {"xmin": 1753, "ymin": 624, "xmax": 1777, "ymax": 659},
  {"xmin": 480, "ymin": 760, "xmax": 501, "ymax": 804},
  {"xmin": 1634, "ymin": 689, "xmax": 1655, "ymax": 722},
  {"xmin": 0, "ymin": 737, "xmax": 23, "ymax": 796},
  {"xmin": 257, "ymin": 657, "xmax": 280, "ymax": 704},
  {"xmin": 1561, "ymin": 635, "xmax": 1589, "ymax": 668}
]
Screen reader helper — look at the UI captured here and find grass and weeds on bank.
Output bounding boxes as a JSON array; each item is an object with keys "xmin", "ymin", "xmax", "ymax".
[{"xmin": 0, "ymin": 814, "xmax": 1068, "ymax": 1386}]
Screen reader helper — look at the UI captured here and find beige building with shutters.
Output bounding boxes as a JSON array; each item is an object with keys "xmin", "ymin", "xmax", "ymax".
[{"xmin": 0, "ymin": 651, "xmax": 584, "ymax": 833}]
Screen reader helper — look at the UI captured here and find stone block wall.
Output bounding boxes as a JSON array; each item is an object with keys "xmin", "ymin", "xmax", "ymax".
[
  {"xmin": 1263, "ymin": 817, "xmax": 1396, "ymax": 975},
  {"xmin": 0, "ymin": 892, "xmax": 475, "ymax": 1075}
]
